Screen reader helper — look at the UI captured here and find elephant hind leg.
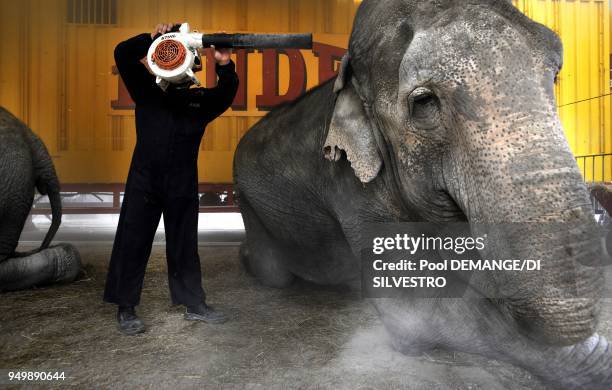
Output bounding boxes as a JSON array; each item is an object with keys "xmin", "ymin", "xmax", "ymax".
[
  {"xmin": 0, "ymin": 207, "xmax": 29, "ymax": 262},
  {"xmin": 239, "ymin": 198, "xmax": 295, "ymax": 289},
  {"xmin": 0, "ymin": 243, "xmax": 81, "ymax": 292}
]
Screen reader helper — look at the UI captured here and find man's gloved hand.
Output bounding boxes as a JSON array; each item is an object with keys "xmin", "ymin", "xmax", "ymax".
[
  {"xmin": 151, "ymin": 22, "xmax": 181, "ymax": 40},
  {"xmin": 211, "ymin": 31, "xmax": 232, "ymax": 66},
  {"xmin": 211, "ymin": 45, "xmax": 232, "ymax": 66}
]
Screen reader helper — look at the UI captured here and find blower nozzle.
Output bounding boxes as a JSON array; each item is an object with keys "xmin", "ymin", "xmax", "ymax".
[{"xmin": 201, "ymin": 33, "xmax": 313, "ymax": 50}]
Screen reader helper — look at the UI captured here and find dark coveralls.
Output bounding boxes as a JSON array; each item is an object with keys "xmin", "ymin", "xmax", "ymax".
[{"xmin": 103, "ymin": 33, "xmax": 239, "ymax": 307}]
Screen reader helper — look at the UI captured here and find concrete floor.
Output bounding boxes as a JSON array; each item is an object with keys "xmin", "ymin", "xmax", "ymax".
[{"xmin": 1, "ymin": 222, "xmax": 611, "ymax": 389}]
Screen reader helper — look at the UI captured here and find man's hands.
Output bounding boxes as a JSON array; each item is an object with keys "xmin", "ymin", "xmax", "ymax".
[
  {"xmin": 151, "ymin": 23, "xmax": 179, "ymax": 40},
  {"xmin": 211, "ymin": 30, "xmax": 232, "ymax": 66},
  {"xmin": 151, "ymin": 23, "xmax": 232, "ymax": 66},
  {"xmin": 212, "ymin": 45, "xmax": 232, "ymax": 66}
]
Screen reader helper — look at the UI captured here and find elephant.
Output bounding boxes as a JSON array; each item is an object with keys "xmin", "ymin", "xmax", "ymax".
[
  {"xmin": 233, "ymin": 0, "xmax": 612, "ymax": 388},
  {"xmin": 0, "ymin": 106, "xmax": 81, "ymax": 292}
]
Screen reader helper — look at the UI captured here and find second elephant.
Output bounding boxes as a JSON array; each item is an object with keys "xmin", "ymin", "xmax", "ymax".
[{"xmin": 0, "ymin": 106, "xmax": 81, "ymax": 292}]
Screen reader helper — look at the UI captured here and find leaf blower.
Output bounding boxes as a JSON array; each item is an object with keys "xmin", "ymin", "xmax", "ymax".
[{"xmin": 147, "ymin": 23, "xmax": 313, "ymax": 91}]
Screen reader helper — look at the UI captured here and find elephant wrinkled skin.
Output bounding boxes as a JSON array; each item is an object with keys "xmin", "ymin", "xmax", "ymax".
[
  {"xmin": 0, "ymin": 106, "xmax": 81, "ymax": 292},
  {"xmin": 234, "ymin": 1, "xmax": 612, "ymax": 388}
]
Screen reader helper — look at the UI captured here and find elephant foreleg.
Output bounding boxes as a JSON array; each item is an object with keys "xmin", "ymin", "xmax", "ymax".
[
  {"xmin": 0, "ymin": 243, "xmax": 81, "ymax": 292},
  {"xmin": 374, "ymin": 297, "xmax": 612, "ymax": 389},
  {"xmin": 239, "ymin": 198, "xmax": 295, "ymax": 288}
]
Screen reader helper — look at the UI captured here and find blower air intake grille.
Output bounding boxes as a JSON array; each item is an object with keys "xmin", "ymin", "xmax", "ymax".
[{"xmin": 153, "ymin": 40, "xmax": 187, "ymax": 71}]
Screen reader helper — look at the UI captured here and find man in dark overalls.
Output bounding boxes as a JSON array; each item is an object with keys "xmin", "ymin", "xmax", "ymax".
[{"xmin": 104, "ymin": 23, "xmax": 239, "ymax": 335}]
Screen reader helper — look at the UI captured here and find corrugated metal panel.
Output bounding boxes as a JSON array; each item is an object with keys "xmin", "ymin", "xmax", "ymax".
[
  {"xmin": 0, "ymin": 0, "xmax": 359, "ymax": 184},
  {"xmin": 0, "ymin": 0, "xmax": 609, "ymax": 183},
  {"xmin": 515, "ymin": 0, "xmax": 611, "ymax": 181}
]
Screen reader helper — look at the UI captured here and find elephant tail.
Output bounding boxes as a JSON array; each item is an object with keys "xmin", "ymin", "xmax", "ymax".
[
  {"xmin": 26, "ymin": 130, "xmax": 62, "ymax": 250},
  {"xmin": 41, "ymin": 183, "xmax": 62, "ymax": 250}
]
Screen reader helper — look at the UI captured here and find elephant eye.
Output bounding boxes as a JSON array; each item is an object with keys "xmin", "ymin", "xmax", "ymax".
[{"xmin": 408, "ymin": 87, "xmax": 441, "ymax": 130}]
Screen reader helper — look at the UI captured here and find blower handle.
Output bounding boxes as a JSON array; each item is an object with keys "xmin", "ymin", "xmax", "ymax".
[
  {"xmin": 201, "ymin": 33, "xmax": 313, "ymax": 50},
  {"xmin": 152, "ymin": 24, "xmax": 183, "ymax": 41}
]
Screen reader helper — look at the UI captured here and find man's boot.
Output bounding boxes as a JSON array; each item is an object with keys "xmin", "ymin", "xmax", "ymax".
[
  {"xmin": 117, "ymin": 306, "xmax": 145, "ymax": 335},
  {"xmin": 184, "ymin": 302, "xmax": 227, "ymax": 324}
]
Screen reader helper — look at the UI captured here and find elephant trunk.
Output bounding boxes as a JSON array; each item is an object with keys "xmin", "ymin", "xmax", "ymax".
[
  {"xmin": 449, "ymin": 108, "xmax": 605, "ymax": 346},
  {"xmin": 483, "ymin": 197, "xmax": 603, "ymax": 346}
]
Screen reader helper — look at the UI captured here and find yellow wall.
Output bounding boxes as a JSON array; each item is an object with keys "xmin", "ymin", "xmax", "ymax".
[
  {"xmin": 514, "ymin": 0, "xmax": 612, "ymax": 181},
  {"xmin": 0, "ymin": 0, "xmax": 610, "ymax": 184},
  {"xmin": 0, "ymin": 0, "xmax": 358, "ymax": 184}
]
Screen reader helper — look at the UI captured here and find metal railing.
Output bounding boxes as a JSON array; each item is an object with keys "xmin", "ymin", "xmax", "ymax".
[
  {"xmin": 575, "ymin": 153, "xmax": 612, "ymax": 184},
  {"xmin": 576, "ymin": 153, "xmax": 612, "ymax": 225},
  {"xmin": 31, "ymin": 183, "xmax": 239, "ymax": 215}
]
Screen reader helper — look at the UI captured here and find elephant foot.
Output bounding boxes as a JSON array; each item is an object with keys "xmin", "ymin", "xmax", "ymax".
[
  {"xmin": 245, "ymin": 240, "xmax": 295, "ymax": 289},
  {"xmin": 239, "ymin": 200, "xmax": 295, "ymax": 288},
  {"xmin": 534, "ymin": 333, "xmax": 612, "ymax": 390},
  {"xmin": 0, "ymin": 243, "xmax": 81, "ymax": 292}
]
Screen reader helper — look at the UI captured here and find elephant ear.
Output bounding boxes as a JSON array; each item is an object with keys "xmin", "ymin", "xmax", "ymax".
[
  {"xmin": 324, "ymin": 54, "xmax": 382, "ymax": 184},
  {"xmin": 333, "ymin": 54, "xmax": 351, "ymax": 94}
]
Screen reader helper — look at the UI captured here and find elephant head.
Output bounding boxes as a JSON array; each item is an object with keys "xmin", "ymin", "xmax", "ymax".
[{"xmin": 324, "ymin": 0, "xmax": 604, "ymax": 346}]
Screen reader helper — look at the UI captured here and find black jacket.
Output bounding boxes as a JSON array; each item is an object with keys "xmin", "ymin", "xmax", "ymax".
[{"xmin": 114, "ymin": 33, "xmax": 239, "ymax": 198}]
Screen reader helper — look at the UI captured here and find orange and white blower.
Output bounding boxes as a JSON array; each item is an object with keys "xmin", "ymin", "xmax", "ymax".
[{"xmin": 147, "ymin": 23, "xmax": 313, "ymax": 91}]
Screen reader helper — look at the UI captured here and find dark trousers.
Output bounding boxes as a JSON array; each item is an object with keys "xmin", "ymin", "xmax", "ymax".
[{"xmin": 103, "ymin": 182, "xmax": 205, "ymax": 307}]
